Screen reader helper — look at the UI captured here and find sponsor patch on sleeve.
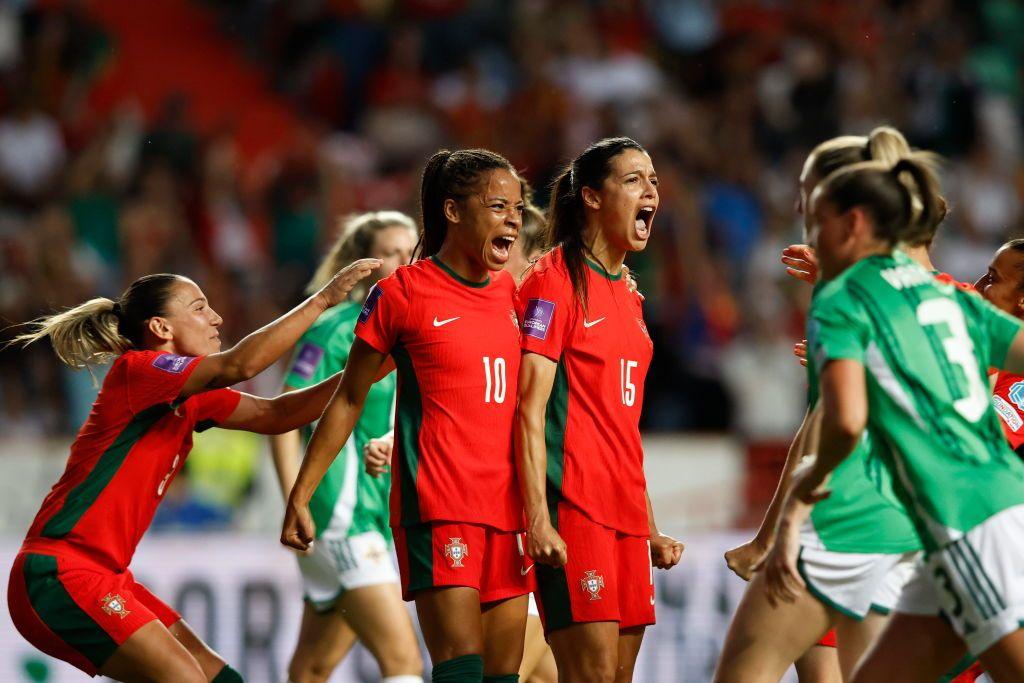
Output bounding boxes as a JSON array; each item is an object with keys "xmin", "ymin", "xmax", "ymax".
[
  {"xmin": 993, "ymin": 395, "xmax": 1023, "ymax": 432},
  {"xmin": 522, "ymin": 298, "xmax": 555, "ymax": 340},
  {"xmin": 290, "ymin": 343, "xmax": 325, "ymax": 380},
  {"xmin": 1009, "ymin": 381, "xmax": 1024, "ymax": 411},
  {"xmin": 358, "ymin": 284, "xmax": 383, "ymax": 324},
  {"xmin": 151, "ymin": 353, "xmax": 197, "ymax": 374}
]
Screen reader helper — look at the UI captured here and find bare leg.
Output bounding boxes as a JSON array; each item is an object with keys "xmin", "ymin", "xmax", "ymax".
[
  {"xmin": 415, "ymin": 586, "xmax": 484, "ymax": 665},
  {"xmin": 852, "ymin": 612, "xmax": 964, "ymax": 683},
  {"xmin": 548, "ymin": 621, "xmax": 620, "ymax": 683},
  {"xmin": 833, "ymin": 611, "xmax": 889, "ymax": 680},
  {"xmin": 286, "ymin": 602, "xmax": 358, "ymax": 683},
  {"xmin": 336, "ymin": 583, "xmax": 423, "ymax": 677},
  {"xmin": 481, "ymin": 594, "xmax": 528, "ymax": 675},
  {"xmin": 168, "ymin": 620, "xmax": 229, "ymax": 681},
  {"xmin": 99, "ymin": 620, "xmax": 206, "ymax": 683},
  {"xmin": 714, "ymin": 570, "xmax": 831, "ymax": 683},
  {"xmin": 519, "ymin": 615, "xmax": 550, "ymax": 680},
  {"xmin": 978, "ymin": 628, "xmax": 1024, "ymax": 682},
  {"xmin": 794, "ymin": 645, "xmax": 842, "ymax": 683},
  {"xmin": 615, "ymin": 626, "xmax": 645, "ymax": 682}
]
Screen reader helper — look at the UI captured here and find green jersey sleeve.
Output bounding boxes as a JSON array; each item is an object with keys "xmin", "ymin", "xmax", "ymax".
[{"xmin": 808, "ymin": 285, "xmax": 871, "ymax": 373}]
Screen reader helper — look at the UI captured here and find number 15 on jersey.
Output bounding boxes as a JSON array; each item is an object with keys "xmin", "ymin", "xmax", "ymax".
[{"xmin": 621, "ymin": 359, "xmax": 638, "ymax": 407}]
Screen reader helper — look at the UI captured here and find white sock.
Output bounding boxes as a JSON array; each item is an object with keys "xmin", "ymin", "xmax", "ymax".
[{"xmin": 383, "ymin": 676, "xmax": 424, "ymax": 683}]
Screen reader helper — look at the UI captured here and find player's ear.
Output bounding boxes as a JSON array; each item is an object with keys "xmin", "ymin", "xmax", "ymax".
[
  {"xmin": 581, "ymin": 185, "xmax": 601, "ymax": 211},
  {"xmin": 443, "ymin": 198, "xmax": 460, "ymax": 224},
  {"xmin": 147, "ymin": 316, "xmax": 174, "ymax": 343}
]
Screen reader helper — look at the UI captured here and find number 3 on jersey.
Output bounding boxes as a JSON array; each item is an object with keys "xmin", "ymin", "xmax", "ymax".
[
  {"xmin": 621, "ymin": 359, "xmax": 638, "ymax": 407},
  {"xmin": 916, "ymin": 298, "xmax": 989, "ymax": 422},
  {"xmin": 483, "ymin": 356, "xmax": 506, "ymax": 404}
]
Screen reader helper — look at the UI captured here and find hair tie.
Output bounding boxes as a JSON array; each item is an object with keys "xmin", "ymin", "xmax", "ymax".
[
  {"xmin": 111, "ymin": 302, "xmax": 123, "ymax": 317},
  {"xmin": 569, "ymin": 165, "xmax": 578, "ymax": 194}
]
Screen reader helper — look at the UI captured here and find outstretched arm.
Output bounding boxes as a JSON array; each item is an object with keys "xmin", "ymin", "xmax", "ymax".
[{"xmin": 180, "ymin": 259, "xmax": 380, "ymax": 397}]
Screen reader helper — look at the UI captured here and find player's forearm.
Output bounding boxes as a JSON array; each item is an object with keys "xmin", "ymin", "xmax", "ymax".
[
  {"xmin": 754, "ymin": 406, "xmax": 816, "ymax": 545},
  {"xmin": 264, "ymin": 373, "xmax": 343, "ymax": 433},
  {"xmin": 516, "ymin": 407, "xmax": 552, "ymax": 528},
  {"xmin": 211, "ymin": 295, "xmax": 329, "ymax": 386},
  {"xmin": 290, "ymin": 393, "xmax": 363, "ymax": 505},
  {"xmin": 645, "ymin": 490, "xmax": 660, "ymax": 537},
  {"xmin": 269, "ymin": 430, "xmax": 302, "ymax": 500}
]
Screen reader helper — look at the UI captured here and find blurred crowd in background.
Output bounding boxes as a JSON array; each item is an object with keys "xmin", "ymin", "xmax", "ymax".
[{"xmin": 0, "ymin": 0, "xmax": 1022, "ymax": 525}]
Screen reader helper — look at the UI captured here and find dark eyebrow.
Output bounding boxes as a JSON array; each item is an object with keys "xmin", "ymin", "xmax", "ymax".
[{"xmin": 189, "ymin": 297, "xmax": 207, "ymax": 306}]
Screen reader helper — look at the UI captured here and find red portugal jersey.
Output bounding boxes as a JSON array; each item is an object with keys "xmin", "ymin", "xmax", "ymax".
[
  {"xmin": 516, "ymin": 247, "xmax": 653, "ymax": 536},
  {"xmin": 21, "ymin": 351, "xmax": 241, "ymax": 571},
  {"xmin": 355, "ymin": 257, "xmax": 524, "ymax": 531}
]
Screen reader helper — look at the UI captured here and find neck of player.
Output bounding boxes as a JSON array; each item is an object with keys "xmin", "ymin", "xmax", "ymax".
[
  {"xmin": 585, "ymin": 226, "xmax": 626, "ymax": 275},
  {"xmin": 435, "ymin": 242, "xmax": 490, "ymax": 283}
]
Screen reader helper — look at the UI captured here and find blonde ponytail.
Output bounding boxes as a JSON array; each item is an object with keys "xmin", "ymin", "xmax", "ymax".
[{"xmin": 12, "ymin": 298, "xmax": 130, "ymax": 368}]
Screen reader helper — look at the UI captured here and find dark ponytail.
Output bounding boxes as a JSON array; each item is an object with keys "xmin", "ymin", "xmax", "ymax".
[
  {"xmin": 416, "ymin": 148, "xmax": 515, "ymax": 260},
  {"xmin": 815, "ymin": 152, "xmax": 944, "ymax": 247},
  {"xmin": 547, "ymin": 137, "xmax": 646, "ymax": 307}
]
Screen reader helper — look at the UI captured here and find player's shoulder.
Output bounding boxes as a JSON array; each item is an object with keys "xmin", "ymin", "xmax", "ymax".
[
  {"xmin": 519, "ymin": 247, "xmax": 571, "ymax": 291},
  {"xmin": 119, "ymin": 349, "xmax": 197, "ymax": 375}
]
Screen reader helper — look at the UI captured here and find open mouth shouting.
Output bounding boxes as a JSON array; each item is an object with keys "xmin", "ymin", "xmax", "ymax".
[
  {"xmin": 490, "ymin": 234, "xmax": 517, "ymax": 264},
  {"xmin": 635, "ymin": 206, "xmax": 655, "ymax": 240}
]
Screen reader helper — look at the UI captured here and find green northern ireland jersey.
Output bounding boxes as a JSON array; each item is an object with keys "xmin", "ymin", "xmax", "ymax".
[
  {"xmin": 804, "ymin": 285, "xmax": 921, "ymax": 554},
  {"xmin": 808, "ymin": 251, "xmax": 1024, "ymax": 553},
  {"xmin": 285, "ymin": 301, "xmax": 395, "ymax": 540}
]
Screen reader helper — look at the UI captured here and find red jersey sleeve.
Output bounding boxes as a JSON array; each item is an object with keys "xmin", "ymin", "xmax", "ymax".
[
  {"xmin": 355, "ymin": 275, "xmax": 409, "ymax": 354},
  {"xmin": 993, "ymin": 373, "xmax": 1024, "ymax": 452},
  {"xmin": 193, "ymin": 389, "xmax": 243, "ymax": 433},
  {"xmin": 123, "ymin": 351, "xmax": 203, "ymax": 414},
  {"xmin": 517, "ymin": 268, "xmax": 576, "ymax": 362}
]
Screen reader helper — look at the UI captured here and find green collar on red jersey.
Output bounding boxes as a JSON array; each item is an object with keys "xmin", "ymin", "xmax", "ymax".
[
  {"xmin": 585, "ymin": 257, "xmax": 623, "ymax": 281},
  {"xmin": 430, "ymin": 257, "xmax": 491, "ymax": 288}
]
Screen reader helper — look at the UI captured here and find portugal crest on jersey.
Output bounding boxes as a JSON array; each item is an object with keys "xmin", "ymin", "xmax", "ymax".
[
  {"xmin": 581, "ymin": 570, "xmax": 605, "ymax": 600},
  {"xmin": 100, "ymin": 593, "xmax": 131, "ymax": 619},
  {"xmin": 445, "ymin": 538, "xmax": 468, "ymax": 567}
]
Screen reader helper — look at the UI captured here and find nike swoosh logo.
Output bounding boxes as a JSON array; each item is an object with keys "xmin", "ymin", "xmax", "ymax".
[
  {"xmin": 433, "ymin": 316, "xmax": 460, "ymax": 327},
  {"xmin": 521, "ymin": 565, "xmax": 535, "ymax": 576},
  {"xmin": 583, "ymin": 317, "xmax": 605, "ymax": 328}
]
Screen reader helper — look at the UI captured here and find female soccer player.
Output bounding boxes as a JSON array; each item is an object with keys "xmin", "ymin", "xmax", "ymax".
[
  {"xmin": 768, "ymin": 155, "xmax": 1024, "ymax": 681},
  {"xmin": 282, "ymin": 148, "xmax": 532, "ymax": 683},
  {"xmin": 6, "ymin": 259, "xmax": 380, "ymax": 682},
  {"xmin": 515, "ymin": 137, "xmax": 683, "ymax": 683},
  {"xmin": 269, "ymin": 211, "xmax": 422, "ymax": 683},
  {"xmin": 718, "ymin": 128, "xmax": 930, "ymax": 682}
]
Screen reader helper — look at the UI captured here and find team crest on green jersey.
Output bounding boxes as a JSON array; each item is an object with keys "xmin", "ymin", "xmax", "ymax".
[
  {"xmin": 581, "ymin": 570, "xmax": 605, "ymax": 600},
  {"xmin": 445, "ymin": 538, "xmax": 468, "ymax": 567},
  {"xmin": 100, "ymin": 593, "xmax": 131, "ymax": 619}
]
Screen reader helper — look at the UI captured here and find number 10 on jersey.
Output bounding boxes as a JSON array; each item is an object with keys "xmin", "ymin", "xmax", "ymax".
[
  {"xmin": 483, "ymin": 356, "xmax": 507, "ymax": 403},
  {"xmin": 621, "ymin": 359, "xmax": 638, "ymax": 406}
]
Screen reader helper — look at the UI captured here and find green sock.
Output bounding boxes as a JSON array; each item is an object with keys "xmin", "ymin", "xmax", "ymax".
[
  {"xmin": 483, "ymin": 675, "xmax": 520, "ymax": 682},
  {"xmin": 432, "ymin": 654, "xmax": 484, "ymax": 682},
  {"xmin": 212, "ymin": 664, "xmax": 244, "ymax": 682}
]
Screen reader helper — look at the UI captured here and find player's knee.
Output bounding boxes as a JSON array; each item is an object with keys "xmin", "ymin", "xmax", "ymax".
[
  {"xmin": 158, "ymin": 660, "xmax": 206, "ymax": 683},
  {"xmin": 287, "ymin": 657, "xmax": 334, "ymax": 683}
]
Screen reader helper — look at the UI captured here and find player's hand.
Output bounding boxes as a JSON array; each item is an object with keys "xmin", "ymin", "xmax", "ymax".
[
  {"xmin": 527, "ymin": 519, "xmax": 568, "ymax": 567},
  {"xmin": 650, "ymin": 532, "xmax": 684, "ymax": 569},
  {"xmin": 623, "ymin": 264, "xmax": 645, "ymax": 301},
  {"xmin": 316, "ymin": 258, "xmax": 382, "ymax": 309},
  {"xmin": 759, "ymin": 521, "xmax": 804, "ymax": 607},
  {"xmin": 364, "ymin": 434, "xmax": 393, "ymax": 477},
  {"xmin": 724, "ymin": 538, "xmax": 769, "ymax": 582},
  {"xmin": 781, "ymin": 244, "xmax": 818, "ymax": 285},
  {"xmin": 794, "ymin": 339, "xmax": 808, "ymax": 367},
  {"xmin": 281, "ymin": 496, "xmax": 316, "ymax": 553}
]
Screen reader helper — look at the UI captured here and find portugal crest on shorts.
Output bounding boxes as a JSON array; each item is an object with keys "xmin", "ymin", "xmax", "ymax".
[
  {"xmin": 445, "ymin": 538, "xmax": 468, "ymax": 568},
  {"xmin": 100, "ymin": 593, "xmax": 131, "ymax": 619},
  {"xmin": 581, "ymin": 570, "xmax": 605, "ymax": 601}
]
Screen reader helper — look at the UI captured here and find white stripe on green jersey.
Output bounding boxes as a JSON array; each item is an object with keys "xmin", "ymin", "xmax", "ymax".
[
  {"xmin": 808, "ymin": 250, "xmax": 1024, "ymax": 553},
  {"xmin": 285, "ymin": 301, "xmax": 395, "ymax": 540}
]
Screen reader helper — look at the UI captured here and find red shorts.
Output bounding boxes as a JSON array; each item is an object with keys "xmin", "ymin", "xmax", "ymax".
[
  {"xmin": 534, "ymin": 500, "xmax": 655, "ymax": 634},
  {"xmin": 7, "ymin": 552, "xmax": 180, "ymax": 677},
  {"xmin": 393, "ymin": 521, "xmax": 534, "ymax": 603},
  {"xmin": 950, "ymin": 661, "xmax": 984, "ymax": 682},
  {"xmin": 816, "ymin": 629, "xmax": 837, "ymax": 648}
]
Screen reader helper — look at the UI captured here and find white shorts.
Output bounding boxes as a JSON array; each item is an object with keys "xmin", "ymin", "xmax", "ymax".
[
  {"xmin": 895, "ymin": 504, "xmax": 1024, "ymax": 656},
  {"xmin": 798, "ymin": 545, "xmax": 919, "ymax": 620},
  {"xmin": 298, "ymin": 530, "xmax": 399, "ymax": 612},
  {"xmin": 528, "ymin": 592, "xmax": 540, "ymax": 618}
]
